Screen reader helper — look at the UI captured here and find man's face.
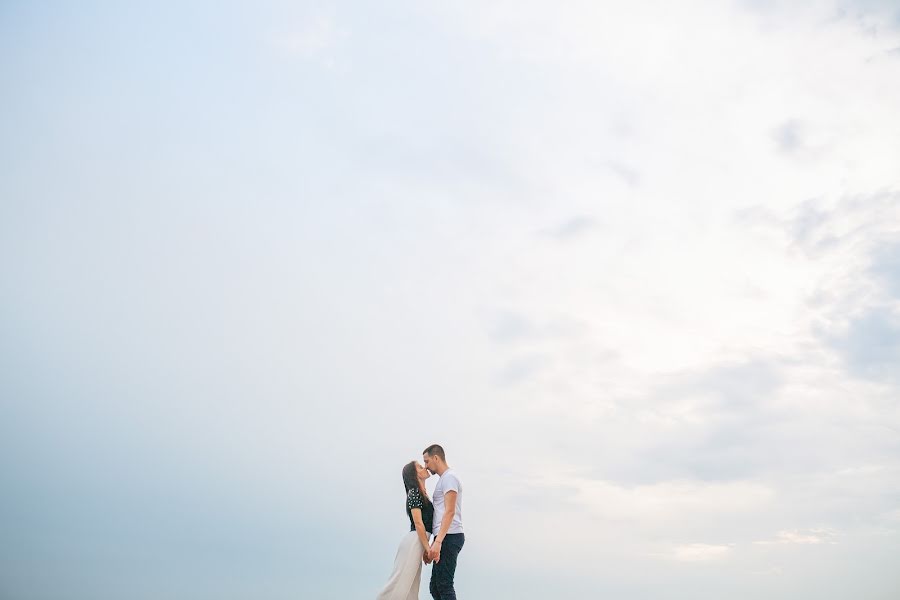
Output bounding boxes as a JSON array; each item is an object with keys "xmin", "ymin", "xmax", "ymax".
[{"xmin": 423, "ymin": 453, "xmax": 437, "ymax": 475}]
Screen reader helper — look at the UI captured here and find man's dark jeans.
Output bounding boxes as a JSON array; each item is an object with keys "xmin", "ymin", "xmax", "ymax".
[{"xmin": 430, "ymin": 533, "xmax": 465, "ymax": 600}]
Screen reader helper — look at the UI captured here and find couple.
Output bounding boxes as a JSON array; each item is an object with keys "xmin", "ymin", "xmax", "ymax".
[{"xmin": 376, "ymin": 444, "xmax": 465, "ymax": 600}]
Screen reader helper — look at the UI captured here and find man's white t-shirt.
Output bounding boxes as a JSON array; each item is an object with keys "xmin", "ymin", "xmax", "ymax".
[{"xmin": 432, "ymin": 468, "xmax": 464, "ymax": 535}]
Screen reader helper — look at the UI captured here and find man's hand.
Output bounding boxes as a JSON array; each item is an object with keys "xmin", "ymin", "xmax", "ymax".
[
  {"xmin": 430, "ymin": 540, "xmax": 442, "ymax": 564},
  {"xmin": 423, "ymin": 549, "xmax": 433, "ymax": 564}
]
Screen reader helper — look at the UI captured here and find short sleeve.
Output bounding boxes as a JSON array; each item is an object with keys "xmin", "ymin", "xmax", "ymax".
[
  {"xmin": 407, "ymin": 488, "xmax": 424, "ymax": 510},
  {"xmin": 442, "ymin": 473, "xmax": 460, "ymax": 494}
]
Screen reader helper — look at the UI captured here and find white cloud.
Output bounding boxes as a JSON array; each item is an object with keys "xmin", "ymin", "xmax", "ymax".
[
  {"xmin": 755, "ymin": 528, "xmax": 838, "ymax": 545},
  {"xmin": 271, "ymin": 15, "xmax": 348, "ymax": 66},
  {"xmin": 668, "ymin": 543, "xmax": 734, "ymax": 562},
  {"xmin": 574, "ymin": 478, "xmax": 776, "ymax": 522}
]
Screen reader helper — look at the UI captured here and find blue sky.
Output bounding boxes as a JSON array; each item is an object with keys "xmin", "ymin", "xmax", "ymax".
[{"xmin": 2, "ymin": 1, "xmax": 900, "ymax": 599}]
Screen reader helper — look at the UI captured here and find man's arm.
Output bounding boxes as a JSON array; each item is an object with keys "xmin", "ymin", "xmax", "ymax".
[{"xmin": 430, "ymin": 490, "xmax": 457, "ymax": 563}]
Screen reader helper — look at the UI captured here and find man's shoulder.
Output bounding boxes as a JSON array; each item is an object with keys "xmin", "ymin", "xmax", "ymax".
[{"xmin": 441, "ymin": 469, "xmax": 462, "ymax": 491}]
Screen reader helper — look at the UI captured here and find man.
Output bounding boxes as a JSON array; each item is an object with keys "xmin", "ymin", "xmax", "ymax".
[{"xmin": 422, "ymin": 444, "xmax": 464, "ymax": 600}]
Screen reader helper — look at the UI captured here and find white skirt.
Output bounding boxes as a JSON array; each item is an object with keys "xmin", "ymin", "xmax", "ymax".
[{"xmin": 376, "ymin": 530, "xmax": 425, "ymax": 600}]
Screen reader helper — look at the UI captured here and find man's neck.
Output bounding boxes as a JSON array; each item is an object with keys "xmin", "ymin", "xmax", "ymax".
[{"xmin": 436, "ymin": 464, "xmax": 450, "ymax": 476}]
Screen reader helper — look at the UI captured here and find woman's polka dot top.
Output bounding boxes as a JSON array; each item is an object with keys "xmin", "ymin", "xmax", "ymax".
[{"xmin": 406, "ymin": 487, "xmax": 434, "ymax": 533}]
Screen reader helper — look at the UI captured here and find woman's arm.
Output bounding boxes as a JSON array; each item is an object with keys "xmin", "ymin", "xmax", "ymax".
[{"xmin": 410, "ymin": 508, "xmax": 432, "ymax": 555}]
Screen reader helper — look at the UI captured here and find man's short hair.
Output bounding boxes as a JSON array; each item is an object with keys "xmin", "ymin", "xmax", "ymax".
[{"xmin": 423, "ymin": 444, "xmax": 446, "ymax": 462}]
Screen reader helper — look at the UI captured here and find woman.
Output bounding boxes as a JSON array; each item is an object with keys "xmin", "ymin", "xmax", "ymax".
[{"xmin": 376, "ymin": 461, "xmax": 434, "ymax": 600}]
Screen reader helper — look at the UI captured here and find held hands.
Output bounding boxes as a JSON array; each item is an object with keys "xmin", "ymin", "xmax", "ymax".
[
  {"xmin": 423, "ymin": 549, "xmax": 433, "ymax": 565},
  {"xmin": 430, "ymin": 540, "xmax": 442, "ymax": 564}
]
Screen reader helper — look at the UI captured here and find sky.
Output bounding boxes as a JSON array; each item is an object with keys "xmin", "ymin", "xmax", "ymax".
[{"xmin": 2, "ymin": 0, "xmax": 900, "ymax": 598}]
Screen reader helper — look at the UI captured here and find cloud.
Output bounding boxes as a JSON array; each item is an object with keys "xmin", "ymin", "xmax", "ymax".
[
  {"xmin": 780, "ymin": 193, "xmax": 900, "ymax": 386},
  {"xmin": 493, "ymin": 353, "xmax": 550, "ymax": 386},
  {"xmin": 829, "ymin": 308, "xmax": 900, "ymax": 384},
  {"xmin": 541, "ymin": 215, "xmax": 600, "ymax": 240},
  {"xmin": 604, "ymin": 161, "xmax": 640, "ymax": 187},
  {"xmin": 484, "ymin": 310, "xmax": 536, "ymax": 343},
  {"xmin": 789, "ymin": 199, "xmax": 837, "ymax": 253},
  {"xmin": 786, "ymin": 193, "xmax": 900, "ymax": 255},
  {"xmin": 596, "ymin": 359, "xmax": 787, "ymax": 483},
  {"xmin": 774, "ymin": 119, "xmax": 805, "ymax": 154},
  {"xmin": 668, "ymin": 543, "xmax": 734, "ymax": 562},
  {"xmin": 837, "ymin": 0, "xmax": 900, "ymax": 25},
  {"xmin": 755, "ymin": 528, "xmax": 838, "ymax": 545},
  {"xmin": 505, "ymin": 468, "xmax": 778, "ymax": 526},
  {"xmin": 271, "ymin": 15, "xmax": 348, "ymax": 65},
  {"xmin": 869, "ymin": 238, "xmax": 900, "ymax": 298}
]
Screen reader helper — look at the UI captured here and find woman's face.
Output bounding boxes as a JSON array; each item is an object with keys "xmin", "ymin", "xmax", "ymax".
[{"xmin": 415, "ymin": 462, "xmax": 430, "ymax": 481}]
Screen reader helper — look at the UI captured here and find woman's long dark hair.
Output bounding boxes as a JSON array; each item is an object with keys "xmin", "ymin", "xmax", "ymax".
[{"xmin": 401, "ymin": 461, "xmax": 432, "ymax": 506}]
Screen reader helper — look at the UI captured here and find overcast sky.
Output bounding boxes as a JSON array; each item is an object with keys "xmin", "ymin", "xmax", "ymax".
[{"xmin": 2, "ymin": 1, "xmax": 900, "ymax": 599}]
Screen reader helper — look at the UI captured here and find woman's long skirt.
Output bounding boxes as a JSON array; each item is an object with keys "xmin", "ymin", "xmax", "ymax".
[{"xmin": 376, "ymin": 531, "xmax": 424, "ymax": 600}]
